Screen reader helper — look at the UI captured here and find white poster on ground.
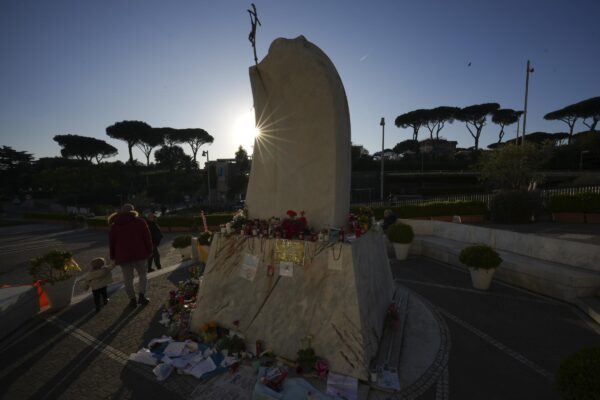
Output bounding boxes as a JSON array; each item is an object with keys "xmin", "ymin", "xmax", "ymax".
[{"xmin": 239, "ymin": 253, "xmax": 259, "ymax": 281}]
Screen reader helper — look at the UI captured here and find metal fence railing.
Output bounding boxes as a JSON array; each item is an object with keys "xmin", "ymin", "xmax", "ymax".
[{"xmin": 352, "ymin": 185, "xmax": 600, "ymax": 208}]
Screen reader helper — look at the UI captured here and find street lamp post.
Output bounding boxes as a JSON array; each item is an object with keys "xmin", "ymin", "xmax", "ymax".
[
  {"xmin": 522, "ymin": 60, "xmax": 534, "ymax": 145},
  {"xmin": 380, "ymin": 117, "xmax": 385, "ymax": 201},
  {"xmin": 202, "ymin": 150, "xmax": 211, "ymax": 208}
]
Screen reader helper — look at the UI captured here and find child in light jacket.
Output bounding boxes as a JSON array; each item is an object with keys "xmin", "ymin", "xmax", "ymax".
[{"xmin": 85, "ymin": 257, "xmax": 114, "ymax": 312}]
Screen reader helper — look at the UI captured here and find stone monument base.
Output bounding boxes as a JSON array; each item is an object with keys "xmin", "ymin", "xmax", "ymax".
[{"xmin": 190, "ymin": 230, "xmax": 394, "ymax": 380}]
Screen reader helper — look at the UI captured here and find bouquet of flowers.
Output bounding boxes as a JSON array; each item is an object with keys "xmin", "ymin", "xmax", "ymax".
[{"xmin": 281, "ymin": 210, "xmax": 307, "ymax": 238}]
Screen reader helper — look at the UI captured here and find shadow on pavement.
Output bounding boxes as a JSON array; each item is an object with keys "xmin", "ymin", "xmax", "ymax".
[{"xmin": 23, "ymin": 305, "xmax": 145, "ymax": 399}]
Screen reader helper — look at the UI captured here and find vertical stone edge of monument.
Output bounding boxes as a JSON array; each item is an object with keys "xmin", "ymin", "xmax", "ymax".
[
  {"xmin": 245, "ymin": 36, "xmax": 351, "ymax": 229},
  {"xmin": 351, "ymin": 231, "xmax": 395, "ymax": 372}
]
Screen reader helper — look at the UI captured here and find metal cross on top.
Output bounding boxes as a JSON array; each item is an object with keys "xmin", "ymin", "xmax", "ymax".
[{"xmin": 247, "ymin": 3, "xmax": 261, "ymax": 65}]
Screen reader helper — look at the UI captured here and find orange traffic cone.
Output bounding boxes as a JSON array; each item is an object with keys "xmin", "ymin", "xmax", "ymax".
[{"xmin": 34, "ymin": 280, "xmax": 49, "ymax": 308}]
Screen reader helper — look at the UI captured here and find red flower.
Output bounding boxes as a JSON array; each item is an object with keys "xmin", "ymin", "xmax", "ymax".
[{"xmin": 286, "ymin": 210, "xmax": 297, "ymax": 217}]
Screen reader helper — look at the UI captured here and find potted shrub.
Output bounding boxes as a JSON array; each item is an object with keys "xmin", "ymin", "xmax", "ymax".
[
  {"xmin": 385, "ymin": 222, "xmax": 414, "ymax": 260},
  {"xmin": 196, "ymin": 231, "xmax": 213, "ymax": 263},
  {"xmin": 172, "ymin": 235, "xmax": 192, "ymax": 260},
  {"xmin": 555, "ymin": 346, "xmax": 600, "ymax": 400},
  {"xmin": 459, "ymin": 244, "xmax": 502, "ymax": 290},
  {"xmin": 29, "ymin": 250, "xmax": 81, "ymax": 308}
]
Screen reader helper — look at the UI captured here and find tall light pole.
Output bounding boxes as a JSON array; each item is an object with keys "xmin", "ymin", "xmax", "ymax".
[
  {"xmin": 202, "ymin": 150, "xmax": 211, "ymax": 207},
  {"xmin": 522, "ymin": 60, "xmax": 534, "ymax": 145},
  {"xmin": 380, "ymin": 117, "xmax": 385, "ymax": 201}
]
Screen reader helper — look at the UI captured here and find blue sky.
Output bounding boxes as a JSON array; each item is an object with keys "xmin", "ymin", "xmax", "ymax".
[{"xmin": 1, "ymin": 0, "xmax": 599, "ymax": 165}]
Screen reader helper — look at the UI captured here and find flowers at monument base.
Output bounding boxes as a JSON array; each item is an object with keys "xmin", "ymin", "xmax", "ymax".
[
  {"xmin": 349, "ymin": 207, "xmax": 375, "ymax": 237},
  {"xmin": 220, "ymin": 207, "xmax": 376, "ymax": 243},
  {"xmin": 146, "ymin": 264, "xmax": 337, "ymax": 394},
  {"xmin": 231, "ymin": 208, "xmax": 248, "ymax": 231},
  {"xmin": 281, "ymin": 209, "xmax": 307, "ymax": 238},
  {"xmin": 162, "ymin": 271, "xmax": 200, "ymax": 338}
]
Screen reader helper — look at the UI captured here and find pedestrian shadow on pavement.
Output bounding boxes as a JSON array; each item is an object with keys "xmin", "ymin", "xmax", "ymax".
[
  {"xmin": 0, "ymin": 309, "xmax": 96, "ymax": 398},
  {"xmin": 19, "ymin": 305, "xmax": 145, "ymax": 399}
]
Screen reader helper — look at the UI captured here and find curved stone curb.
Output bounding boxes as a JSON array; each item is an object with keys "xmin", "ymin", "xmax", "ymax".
[{"xmin": 370, "ymin": 283, "xmax": 451, "ymax": 399}]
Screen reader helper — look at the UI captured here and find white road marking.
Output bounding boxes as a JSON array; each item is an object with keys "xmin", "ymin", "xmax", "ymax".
[
  {"xmin": 396, "ymin": 278, "xmax": 560, "ymax": 305},
  {"xmin": 437, "ymin": 306, "xmax": 553, "ymax": 381}
]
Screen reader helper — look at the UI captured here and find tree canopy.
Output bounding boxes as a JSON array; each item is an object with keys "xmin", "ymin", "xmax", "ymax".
[
  {"xmin": 491, "ymin": 109, "xmax": 523, "ymax": 144},
  {"xmin": 0, "ymin": 146, "xmax": 33, "ymax": 170},
  {"xmin": 478, "ymin": 142, "xmax": 553, "ymax": 190},
  {"xmin": 544, "ymin": 105, "xmax": 579, "ymax": 144},
  {"xmin": 456, "ymin": 103, "xmax": 500, "ymax": 150},
  {"xmin": 488, "ymin": 131, "xmax": 568, "ymax": 149},
  {"xmin": 393, "ymin": 139, "xmax": 419, "ymax": 154},
  {"xmin": 423, "ymin": 106, "xmax": 460, "ymax": 140},
  {"xmin": 106, "ymin": 120, "xmax": 151, "ymax": 163},
  {"xmin": 154, "ymin": 144, "xmax": 192, "ymax": 171},
  {"xmin": 395, "ymin": 109, "xmax": 428, "ymax": 142},
  {"xmin": 136, "ymin": 129, "xmax": 165, "ymax": 166},
  {"xmin": 573, "ymin": 96, "xmax": 600, "ymax": 132},
  {"xmin": 153, "ymin": 127, "xmax": 184, "ymax": 148},
  {"xmin": 179, "ymin": 128, "xmax": 214, "ymax": 164},
  {"xmin": 231, "ymin": 145, "xmax": 251, "ymax": 199},
  {"xmin": 234, "ymin": 145, "xmax": 251, "ymax": 175},
  {"xmin": 53, "ymin": 134, "xmax": 117, "ymax": 163}
]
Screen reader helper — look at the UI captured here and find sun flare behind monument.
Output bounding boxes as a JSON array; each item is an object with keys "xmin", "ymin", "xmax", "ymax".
[{"xmin": 233, "ymin": 109, "xmax": 260, "ymax": 151}]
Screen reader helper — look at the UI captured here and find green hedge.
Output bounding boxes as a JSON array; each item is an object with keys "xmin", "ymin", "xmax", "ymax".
[
  {"xmin": 86, "ymin": 217, "xmax": 108, "ymax": 227},
  {"xmin": 24, "ymin": 212, "xmax": 71, "ymax": 221},
  {"xmin": 357, "ymin": 200, "xmax": 487, "ymax": 220},
  {"xmin": 24, "ymin": 212, "xmax": 235, "ymax": 229},
  {"xmin": 205, "ymin": 213, "xmax": 234, "ymax": 226},
  {"xmin": 490, "ymin": 190, "xmax": 541, "ymax": 224},
  {"xmin": 556, "ymin": 346, "xmax": 600, "ymax": 400},
  {"xmin": 549, "ymin": 192, "xmax": 600, "ymax": 213},
  {"xmin": 158, "ymin": 213, "xmax": 233, "ymax": 228}
]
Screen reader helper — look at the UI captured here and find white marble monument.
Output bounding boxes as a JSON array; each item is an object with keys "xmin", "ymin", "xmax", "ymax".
[
  {"xmin": 245, "ymin": 35, "xmax": 351, "ymax": 230},
  {"xmin": 191, "ymin": 37, "xmax": 393, "ymax": 380}
]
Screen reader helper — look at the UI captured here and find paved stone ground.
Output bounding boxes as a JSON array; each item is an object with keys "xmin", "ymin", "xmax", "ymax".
[
  {"xmin": 391, "ymin": 257, "xmax": 600, "ymax": 400},
  {"xmin": 2, "ymin": 251, "xmax": 599, "ymax": 399},
  {"xmin": 0, "ymin": 264, "xmax": 199, "ymax": 400}
]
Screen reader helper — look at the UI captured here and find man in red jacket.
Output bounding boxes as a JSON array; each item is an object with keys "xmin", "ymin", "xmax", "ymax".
[{"xmin": 109, "ymin": 204, "xmax": 153, "ymax": 307}]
